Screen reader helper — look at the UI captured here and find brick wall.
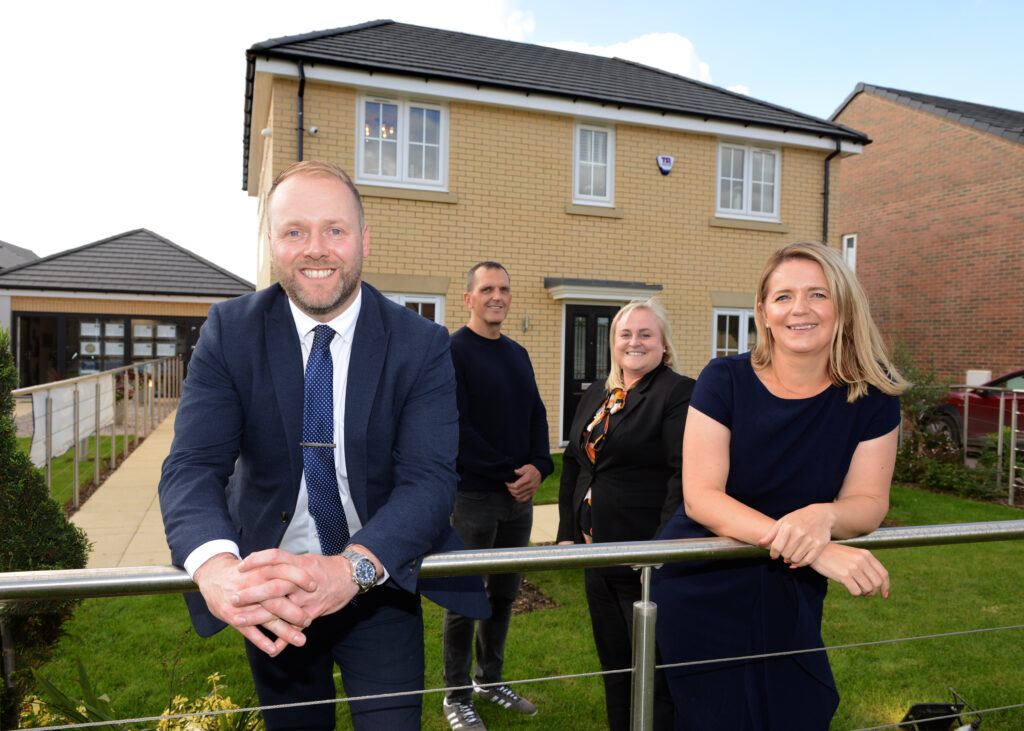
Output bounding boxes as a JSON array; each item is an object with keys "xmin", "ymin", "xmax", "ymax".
[
  {"xmin": 836, "ymin": 92, "xmax": 1024, "ymax": 381},
  {"xmin": 259, "ymin": 78, "xmax": 840, "ymax": 443}
]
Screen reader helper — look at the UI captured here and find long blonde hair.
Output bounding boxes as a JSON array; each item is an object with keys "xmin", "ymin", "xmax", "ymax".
[
  {"xmin": 605, "ymin": 299, "xmax": 678, "ymax": 391},
  {"xmin": 750, "ymin": 241, "xmax": 907, "ymax": 402}
]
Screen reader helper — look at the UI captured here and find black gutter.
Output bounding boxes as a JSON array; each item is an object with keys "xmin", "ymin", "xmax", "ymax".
[
  {"xmin": 297, "ymin": 61, "xmax": 305, "ymax": 161},
  {"xmin": 821, "ymin": 137, "xmax": 842, "ymax": 244}
]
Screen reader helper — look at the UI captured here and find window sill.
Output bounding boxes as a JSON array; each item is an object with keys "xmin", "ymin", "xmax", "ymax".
[
  {"xmin": 565, "ymin": 203, "xmax": 624, "ymax": 219},
  {"xmin": 708, "ymin": 216, "xmax": 788, "ymax": 233},
  {"xmin": 356, "ymin": 184, "xmax": 458, "ymax": 205}
]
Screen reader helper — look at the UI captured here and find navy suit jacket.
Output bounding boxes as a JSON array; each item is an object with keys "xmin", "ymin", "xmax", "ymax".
[{"xmin": 160, "ymin": 282, "xmax": 488, "ymax": 636}]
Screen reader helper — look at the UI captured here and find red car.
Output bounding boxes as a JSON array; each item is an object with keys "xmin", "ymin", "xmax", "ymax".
[{"xmin": 924, "ymin": 369, "xmax": 1024, "ymax": 448}]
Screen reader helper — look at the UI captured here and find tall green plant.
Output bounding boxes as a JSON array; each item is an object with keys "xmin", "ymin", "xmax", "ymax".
[
  {"xmin": 891, "ymin": 338, "xmax": 952, "ymax": 456},
  {"xmin": 0, "ymin": 328, "xmax": 91, "ymax": 727}
]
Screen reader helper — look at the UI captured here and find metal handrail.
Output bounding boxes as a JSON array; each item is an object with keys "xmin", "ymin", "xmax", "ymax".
[
  {"xmin": 11, "ymin": 357, "xmax": 183, "ymax": 501},
  {"xmin": 928, "ymin": 384, "xmax": 1023, "ymax": 505},
  {"xmin": 2, "ymin": 520, "xmax": 1022, "ymax": 601},
  {"xmin": 2, "ymin": 520, "xmax": 1022, "ymax": 731}
]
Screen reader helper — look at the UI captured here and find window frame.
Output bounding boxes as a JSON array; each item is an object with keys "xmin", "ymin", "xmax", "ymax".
[
  {"xmin": 383, "ymin": 293, "xmax": 446, "ymax": 324},
  {"xmin": 573, "ymin": 122, "xmax": 615, "ymax": 207},
  {"xmin": 842, "ymin": 233, "xmax": 857, "ymax": 272},
  {"xmin": 715, "ymin": 142, "xmax": 781, "ymax": 221},
  {"xmin": 356, "ymin": 95, "xmax": 449, "ymax": 191},
  {"xmin": 711, "ymin": 307, "xmax": 758, "ymax": 359}
]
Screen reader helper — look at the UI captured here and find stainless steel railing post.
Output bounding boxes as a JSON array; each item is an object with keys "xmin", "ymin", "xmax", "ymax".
[
  {"xmin": 72, "ymin": 388, "xmax": 80, "ymax": 509},
  {"xmin": 94, "ymin": 381, "xmax": 101, "ymax": 487},
  {"xmin": 631, "ymin": 565, "xmax": 659, "ymax": 731},
  {"xmin": 122, "ymin": 373, "xmax": 129, "ymax": 459},
  {"xmin": 962, "ymin": 388, "xmax": 970, "ymax": 456},
  {"xmin": 997, "ymin": 392, "xmax": 1005, "ymax": 490},
  {"xmin": 1010, "ymin": 395, "xmax": 1019, "ymax": 507},
  {"xmin": 133, "ymin": 366, "xmax": 141, "ymax": 442},
  {"xmin": 44, "ymin": 393, "xmax": 53, "ymax": 493}
]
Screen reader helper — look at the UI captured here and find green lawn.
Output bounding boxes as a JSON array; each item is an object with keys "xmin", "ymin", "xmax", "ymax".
[
  {"xmin": 826, "ymin": 485, "xmax": 1024, "ymax": 729},
  {"xmin": 24, "ymin": 483, "xmax": 1024, "ymax": 729},
  {"xmin": 17, "ymin": 434, "xmax": 136, "ymax": 511},
  {"xmin": 534, "ymin": 451, "xmax": 562, "ymax": 505}
]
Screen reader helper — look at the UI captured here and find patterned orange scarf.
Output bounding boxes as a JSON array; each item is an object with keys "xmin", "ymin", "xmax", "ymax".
[{"xmin": 583, "ymin": 388, "xmax": 627, "ymax": 464}]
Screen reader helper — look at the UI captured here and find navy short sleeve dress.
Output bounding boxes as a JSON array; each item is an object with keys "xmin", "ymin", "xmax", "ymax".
[{"xmin": 650, "ymin": 353, "xmax": 900, "ymax": 730}]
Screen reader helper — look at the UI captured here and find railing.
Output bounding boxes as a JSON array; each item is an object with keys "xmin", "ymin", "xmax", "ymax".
[
  {"xmin": 12, "ymin": 357, "xmax": 184, "ymax": 506},
  {"xmin": 919, "ymin": 384, "xmax": 1023, "ymax": 505},
  {"xmin": 3, "ymin": 520, "xmax": 1023, "ymax": 730},
  {"xmin": 955, "ymin": 385, "xmax": 1022, "ymax": 502}
]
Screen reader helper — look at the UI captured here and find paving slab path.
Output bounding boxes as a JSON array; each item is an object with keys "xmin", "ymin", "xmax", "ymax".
[{"xmin": 71, "ymin": 410, "xmax": 560, "ymax": 568}]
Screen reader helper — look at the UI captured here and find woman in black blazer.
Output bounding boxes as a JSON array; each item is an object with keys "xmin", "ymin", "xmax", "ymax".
[{"xmin": 557, "ymin": 299, "xmax": 695, "ymax": 731}]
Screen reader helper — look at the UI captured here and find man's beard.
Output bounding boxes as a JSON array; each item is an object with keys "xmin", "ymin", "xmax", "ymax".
[{"xmin": 273, "ymin": 257, "xmax": 363, "ymax": 318}]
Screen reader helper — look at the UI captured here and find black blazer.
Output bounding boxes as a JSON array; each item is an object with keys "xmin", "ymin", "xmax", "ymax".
[{"xmin": 557, "ymin": 364, "xmax": 695, "ymax": 545}]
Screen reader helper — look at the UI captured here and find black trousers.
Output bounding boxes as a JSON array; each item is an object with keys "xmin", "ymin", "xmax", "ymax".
[
  {"xmin": 244, "ymin": 587, "xmax": 423, "ymax": 730},
  {"xmin": 585, "ymin": 566, "xmax": 675, "ymax": 731},
  {"xmin": 442, "ymin": 490, "xmax": 533, "ymax": 701}
]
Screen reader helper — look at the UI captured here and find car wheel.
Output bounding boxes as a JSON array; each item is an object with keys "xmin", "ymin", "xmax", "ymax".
[{"xmin": 923, "ymin": 412, "xmax": 961, "ymax": 447}]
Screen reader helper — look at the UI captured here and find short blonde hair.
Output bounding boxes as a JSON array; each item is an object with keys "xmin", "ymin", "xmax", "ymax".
[
  {"xmin": 605, "ymin": 299, "xmax": 678, "ymax": 391},
  {"xmin": 266, "ymin": 160, "xmax": 365, "ymax": 231},
  {"xmin": 751, "ymin": 241, "xmax": 906, "ymax": 402}
]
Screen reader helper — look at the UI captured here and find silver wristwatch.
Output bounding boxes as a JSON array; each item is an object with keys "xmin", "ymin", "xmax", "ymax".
[{"xmin": 341, "ymin": 549, "xmax": 378, "ymax": 593}]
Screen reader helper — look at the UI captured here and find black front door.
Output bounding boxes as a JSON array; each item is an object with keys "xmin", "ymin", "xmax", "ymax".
[{"xmin": 562, "ymin": 304, "xmax": 619, "ymax": 442}]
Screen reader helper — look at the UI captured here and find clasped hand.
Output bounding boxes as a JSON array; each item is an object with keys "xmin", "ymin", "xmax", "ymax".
[
  {"xmin": 193, "ymin": 550, "xmax": 360, "ymax": 657},
  {"xmin": 758, "ymin": 504, "xmax": 835, "ymax": 567},
  {"xmin": 758, "ymin": 505, "xmax": 889, "ymax": 598}
]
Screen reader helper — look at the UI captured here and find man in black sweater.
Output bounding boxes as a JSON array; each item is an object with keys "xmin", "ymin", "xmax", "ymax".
[{"xmin": 441, "ymin": 262, "xmax": 554, "ymax": 731}]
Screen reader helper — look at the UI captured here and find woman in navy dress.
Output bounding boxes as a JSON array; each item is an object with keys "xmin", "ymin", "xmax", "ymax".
[{"xmin": 651, "ymin": 242, "xmax": 907, "ymax": 730}]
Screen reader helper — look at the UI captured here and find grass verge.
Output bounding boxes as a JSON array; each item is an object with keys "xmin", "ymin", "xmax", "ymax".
[
  {"xmin": 25, "ymin": 484, "xmax": 1024, "ymax": 729},
  {"xmin": 17, "ymin": 434, "xmax": 136, "ymax": 511},
  {"xmin": 534, "ymin": 451, "xmax": 562, "ymax": 506}
]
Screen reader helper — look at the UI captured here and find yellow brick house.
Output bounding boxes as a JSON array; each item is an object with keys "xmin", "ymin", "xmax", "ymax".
[{"xmin": 242, "ymin": 20, "xmax": 869, "ymax": 444}]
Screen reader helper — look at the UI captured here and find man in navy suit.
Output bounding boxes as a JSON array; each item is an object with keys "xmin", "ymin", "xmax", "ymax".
[{"xmin": 159, "ymin": 160, "xmax": 486, "ymax": 730}]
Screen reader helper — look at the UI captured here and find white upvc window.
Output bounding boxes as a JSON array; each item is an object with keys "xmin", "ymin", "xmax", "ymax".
[
  {"xmin": 357, "ymin": 96, "xmax": 448, "ymax": 189},
  {"xmin": 716, "ymin": 142, "xmax": 780, "ymax": 220},
  {"xmin": 574, "ymin": 123, "xmax": 615, "ymax": 206},
  {"xmin": 384, "ymin": 293, "xmax": 445, "ymax": 324},
  {"xmin": 842, "ymin": 233, "xmax": 857, "ymax": 271},
  {"xmin": 712, "ymin": 308, "xmax": 757, "ymax": 358}
]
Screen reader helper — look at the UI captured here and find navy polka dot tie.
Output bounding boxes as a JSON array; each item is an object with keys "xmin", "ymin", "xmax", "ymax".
[{"xmin": 303, "ymin": 324, "xmax": 349, "ymax": 555}]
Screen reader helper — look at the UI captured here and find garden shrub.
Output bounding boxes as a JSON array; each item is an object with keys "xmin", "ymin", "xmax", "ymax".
[
  {"xmin": 977, "ymin": 427, "xmax": 1024, "ymax": 479},
  {"xmin": 0, "ymin": 328, "xmax": 91, "ymax": 727}
]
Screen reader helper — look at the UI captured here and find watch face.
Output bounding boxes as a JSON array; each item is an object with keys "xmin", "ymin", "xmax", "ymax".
[{"xmin": 354, "ymin": 558, "xmax": 376, "ymax": 587}]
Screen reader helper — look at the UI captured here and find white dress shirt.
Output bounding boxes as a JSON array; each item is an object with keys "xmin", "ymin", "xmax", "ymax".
[{"xmin": 183, "ymin": 290, "xmax": 374, "ymax": 578}]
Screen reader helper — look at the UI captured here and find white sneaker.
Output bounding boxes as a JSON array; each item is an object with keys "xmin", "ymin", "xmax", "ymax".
[
  {"xmin": 443, "ymin": 697, "xmax": 487, "ymax": 730},
  {"xmin": 473, "ymin": 683, "xmax": 537, "ymax": 715}
]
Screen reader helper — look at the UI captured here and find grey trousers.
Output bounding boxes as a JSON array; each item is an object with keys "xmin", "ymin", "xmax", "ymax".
[{"xmin": 442, "ymin": 489, "xmax": 533, "ymax": 701}]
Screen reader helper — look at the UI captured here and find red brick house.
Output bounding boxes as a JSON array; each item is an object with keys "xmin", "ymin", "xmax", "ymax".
[{"xmin": 832, "ymin": 83, "xmax": 1024, "ymax": 382}]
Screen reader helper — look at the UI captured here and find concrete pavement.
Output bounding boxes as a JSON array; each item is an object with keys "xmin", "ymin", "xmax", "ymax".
[
  {"xmin": 72, "ymin": 410, "xmax": 560, "ymax": 569},
  {"xmin": 71, "ymin": 412, "xmax": 177, "ymax": 568}
]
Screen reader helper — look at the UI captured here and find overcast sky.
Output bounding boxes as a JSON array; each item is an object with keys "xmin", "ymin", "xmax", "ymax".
[{"xmin": 2, "ymin": 0, "xmax": 1019, "ymax": 284}]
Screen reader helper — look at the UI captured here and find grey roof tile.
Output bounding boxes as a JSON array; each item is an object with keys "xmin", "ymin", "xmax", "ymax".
[
  {"xmin": 0, "ymin": 239, "xmax": 39, "ymax": 269},
  {"xmin": 832, "ymin": 83, "xmax": 1024, "ymax": 145},
  {"xmin": 0, "ymin": 229, "xmax": 254, "ymax": 297},
  {"xmin": 243, "ymin": 20, "xmax": 867, "ymax": 188}
]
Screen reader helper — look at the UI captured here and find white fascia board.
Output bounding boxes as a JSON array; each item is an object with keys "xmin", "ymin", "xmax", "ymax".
[
  {"xmin": 255, "ymin": 58, "xmax": 863, "ymax": 155},
  {"xmin": 2, "ymin": 289, "xmax": 231, "ymax": 304},
  {"xmin": 546, "ymin": 283, "xmax": 660, "ymax": 302}
]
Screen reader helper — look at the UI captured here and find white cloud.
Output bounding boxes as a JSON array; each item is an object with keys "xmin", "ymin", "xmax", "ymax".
[
  {"xmin": 727, "ymin": 84, "xmax": 750, "ymax": 95},
  {"xmin": 542, "ymin": 32, "xmax": 713, "ymax": 84}
]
